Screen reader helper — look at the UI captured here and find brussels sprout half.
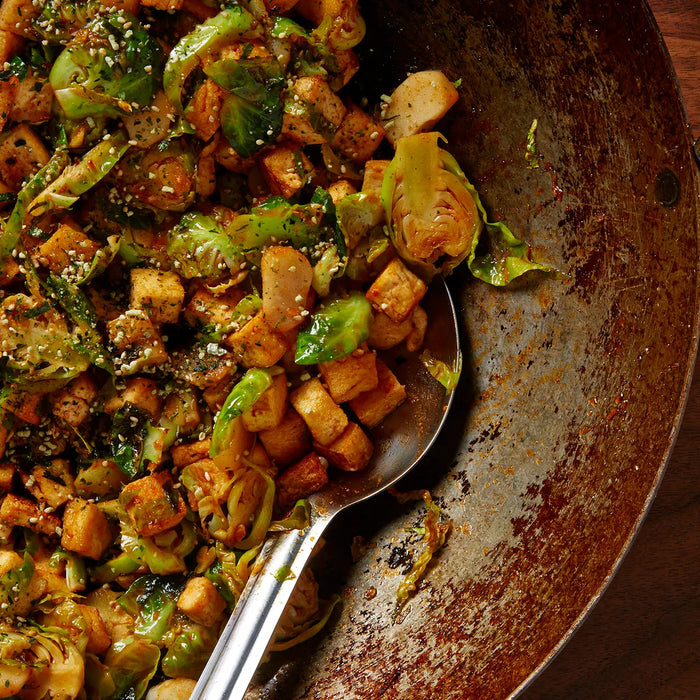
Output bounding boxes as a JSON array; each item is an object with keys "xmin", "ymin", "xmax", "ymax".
[{"xmin": 50, "ymin": 12, "xmax": 164, "ymax": 120}]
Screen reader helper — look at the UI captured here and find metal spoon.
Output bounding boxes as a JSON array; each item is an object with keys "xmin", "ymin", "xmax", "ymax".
[{"xmin": 191, "ymin": 277, "xmax": 461, "ymax": 700}]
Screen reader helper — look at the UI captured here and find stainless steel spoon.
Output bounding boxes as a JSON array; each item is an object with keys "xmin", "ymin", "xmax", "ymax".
[{"xmin": 191, "ymin": 277, "xmax": 461, "ymax": 700}]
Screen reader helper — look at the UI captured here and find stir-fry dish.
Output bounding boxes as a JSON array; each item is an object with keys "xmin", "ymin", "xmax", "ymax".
[{"xmin": 0, "ymin": 0, "xmax": 553, "ymax": 697}]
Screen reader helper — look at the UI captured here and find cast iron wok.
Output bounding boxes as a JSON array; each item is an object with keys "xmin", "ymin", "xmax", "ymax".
[{"xmin": 243, "ymin": 1, "xmax": 700, "ymax": 697}]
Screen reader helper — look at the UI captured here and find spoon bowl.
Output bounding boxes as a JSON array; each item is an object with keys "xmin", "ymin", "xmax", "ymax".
[{"xmin": 191, "ymin": 277, "xmax": 461, "ymax": 700}]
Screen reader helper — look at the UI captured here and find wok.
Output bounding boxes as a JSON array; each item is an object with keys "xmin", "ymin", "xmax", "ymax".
[{"xmin": 246, "ymin": 0, "xmax": 699, "ymax": 697}]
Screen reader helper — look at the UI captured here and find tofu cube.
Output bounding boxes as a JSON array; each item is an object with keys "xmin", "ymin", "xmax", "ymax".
[
  {"xmin": 0, "ymin": 29, "xmax": 24, "ymax": 64},
  {"xmin": 241, "ymin": 372, "xmax": 288, "ymax": 432},
  {"xmin": 0, "ymin": 493, "xmax": 61, "ymax": 536},
  {"xmin": 5, "ymin": 390, "xmax": 42, "ymax": 426},
  {"xmin": 9, "ymin": 69, "xmax": 53, "ymax": 124},
  {"xmin": 104, "ymin": 376, "xmax": 162, "ymax": 420},
  {"xmin": 225, "ymin": 312, "xmax": 288, "ymax": 368},
  {"xmin": 50, "ymin": 373, "xmax": 98, "ymax": 427},
  {"xmin": 367, "ymin": 310, "xmax": 413, "ymax": 350},
  {"xmin": 361, "ymin": 159, "xmax": 390, "ymax": 197},
  {"xmin": 259, "ymin": 144, "xmax": 314, "ymax": 199},
  {"xmin": 258, "ymin": 407, "xmax": 312, "ymax": 467},
  {"xmin": 37, "ymin": 222, "xmax": 101, "ymax": 276},
  {"xmin": 315, "ymin": 421, "xmax": 373, "ymax": 471},
  {"xmin": 0, "ymin": 124, "xmax": 49, "ymax": 186},
  {"xmin": 327, "ymin": 179, "xmax": 357, "ymax": 204},
  {"xmin": 349, "ymin": 359, "xmax": 407, "ymax": 428},
  {"xmin": 184, "ymin": 286, "xmax": 245, "ymax": 328},
  {"xmin": 289, "ymin": 377, "xmax": 348, "ymax": 446},
  {"xmin": 77, "ymin": 604, "xmax": 112, "ymax": 655},
  {"xmin": 213, "ymin": 136, "xmax": 255, "ymax": 173},
  {"xmin": 107, "ymin": 311, "xmax": 169, "ymax": 375},
  {"xmin": 332, "ymin": 103, "xmax": 385, "ymax": 162},
  {"xmin": 293, "ymin": 76, "xmax": 346, "ymax": 129},
  {"xmin": 22, "ymin": 459, "xmax": 75, "ymax": 509},
  {"xmin": 365, "ymin": 258, "xmax": 427, "ymax": 323},
  {"xmin": 145, "ymin": 679, "xmax": 198, "ymax": 700},
  {"xmin": 0, "ymin": 462, "xmax": 14, "ymax": 492},
  {"xmin": 140, "ymin": 0, "xmax": 184, "ymax": 9},
  {"xmin": 318, "ymin": 343, "xmax": 378, "ymax": 404},
  {"xmin": 184, "ymin": 79, "xmax": 225, "ymax": 142},
  {"xmin": 130, "ymin": 268, "xmax": 185, "ymax": 326},
  {"xmin": 276, "ymin": 452, "xmax": 329, "ymax": 511},
  {"xmin": 119, "ymin": 472, "xmax": 187, "ymax": 537},
  {"xmin": 177, "ymin": 576, "xmax": 227, "ymax": 627},
  {"xmin": 405, "ymin": 305, "xmax": 427, "ymax": 352},
  {"xmin": 61, "ymin": 498, "xmax": 112, "ymax": 559},
  {"xmin": 0, "ymin": 0, "xmax": 40, "ymax": 36},
  {"xmin": 171, "ymin": 438, "xmax": 211, "ymax": 469},
  {"xmin": 0, "ymin": 75, "xmax": 17, "ymax": 133}
]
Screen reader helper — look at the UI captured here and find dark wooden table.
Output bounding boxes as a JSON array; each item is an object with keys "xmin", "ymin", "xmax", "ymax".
[{"xmin": 521, "ymin": 1, "xmax": 700, "ymax": 698}]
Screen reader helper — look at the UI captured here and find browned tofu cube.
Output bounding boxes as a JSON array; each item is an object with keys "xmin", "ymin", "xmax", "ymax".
[
  {"xmin": 9, "ymin": 70, "xmax": 53, "ymax": 124},
  {"xmin": 405, "ymin": 305, "xmax": 427, "ymax": 352},
  {"xmin": 75, "ymin": 459, "xmax": 127, "ymax": 499},
  {"xmin": 62, "ymin": 498, "xmax": 112, "ymax": 559},
  {"xmin": 276, "ymin": 452, "xmax": 329, "ymax": 510},
  {"xmin": 104, "ymin": 376, "xmax": 162, "ymax": 420},
  {"xmin": 202, "ymin": 376, "xmax": 235, "ymax": 413},
  {"xmin": 130, "ymin": 268, "xmax": 185, "ymax": 326},
  {"xmin": 349, "ymin": 359, "xmax": 407, "ymax": 428},
  {"xmin": 22, "ymin": 459, "xmax": 75, "ymax": 509},
  {"xmin": 107, "ymin": 311, "xmax": 169, "ymax": 375},
  {"xmin": 332, "ymin": 103, "xmax": 385, "ymax": 162},
  {"xmin": 0, "ymin": 29, "xmax": 24, "ymax": 63},
  {"xmin": 0, "ymin": 0, "xmax": 40, "ymax": 37},
  {"xmin": 184, "ymin": 286, "xmax": 245, "ymax": 328},
  {"xmin": 365, "ymin": 258, "xmax": 427, "ymax": 323},
  {"xmin": 367, "ymin": 310, "xmax": 413, "ymax": 350},
  {"xmin": 119, "ymin": 472, "xmax": 187, "ymax": 537},
  {"xmin": 177, "ymin": 576, "xmax": 227, "ymax": 627},
  {"xmin": 318, "ymin": 343, "xmax": 378, "ymax": 403},
  {"xmin": 265, "ymin": 0, "xmax": 305, "ymax": 14},
  {"xmin": 0, "ymin": 124, "xmax": 49, "ymax": 186},
  {"xmin": 0, "ymin": 463, "xmax": 13, "ymax": 492},
  {"xmin": 281, "ymin": 112, "xmax": 326, "ymax": 146},
  {"xmin": 140, "ymin": 0, "xmax": 183, "ymax": 9},
  {"xmin": 258, "ymin": 407, "xmax": 312, "ymax": 467},
  {"xmin": 327, "ymin": 179, "xmax": 357, "ymax": 204},
  {"xmin": 37, "ymin": 221, "xmax": 101, "ymax": 276},
  {"xmin": 361, "ymin": 159, "xmax": 390, "ymax": 197},
  {"xmin": 0, "ymin": 74, "xmax": 17, "ymax": 133},
  {"xmin": 213, "ymin": 136, "xmax": 255, "ymax": 173},
  {"xmin": 171, "ymin": 438, "xmax": 211, "ymax": 469},
  {"xmin": 185, "ymin": 79, "xmax": 225, "ymax": 142},
  {"xmin": 285, "ymin": 67, "xmax": 345, "ymax": 144},
  {"xmin": 225, "ymin": 312, "xmax": 288, "ymax": 368},
  {"xmin": 5, "ymin": 389, "xmax": 42, "ymax": 426},
  {"xmin": 0, "ymin": 493, "xmax": 61, "ymax": 536},
  {"xmin": 241, "ymin": 372, "xmax": 288, "ymax": 432},
  {"xmin": 315, "ymin": 421, "xmax": 373, "ymax": 471},
  {"xmin": 50, "ymin": 373, "xmax": 98, "ymax": 427},
  {"xmin": 289, "ymin": 377, "xmax": 348, "ymax": 446},
  {"xmin": 259, "ymin": 144, "xmax": 314, "ymax": 199},
  {"xmin": 77, "ymin": 604, "xmax": 112, "ymax": 655}
]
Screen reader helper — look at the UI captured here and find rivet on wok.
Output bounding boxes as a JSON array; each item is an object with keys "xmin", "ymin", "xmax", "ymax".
[{"xmin": 654, "ymin": 169, "xmax": 680, "ymax": 208}]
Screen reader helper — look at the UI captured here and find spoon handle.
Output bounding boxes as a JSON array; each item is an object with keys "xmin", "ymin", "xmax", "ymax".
[{"xmin": 191, "ymin": 512, "xmax": 334, "ymax": 700}]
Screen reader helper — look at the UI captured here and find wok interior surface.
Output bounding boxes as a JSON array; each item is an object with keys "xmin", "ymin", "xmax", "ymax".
[{"xmin": 248, "ymin": 1, "xmax": 699, "ymax": 698}]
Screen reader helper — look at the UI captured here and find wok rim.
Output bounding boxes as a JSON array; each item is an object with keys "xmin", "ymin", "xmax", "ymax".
[{"xmin": 510, "ymin": 1, "xmax": 700, "ymax": 694}]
